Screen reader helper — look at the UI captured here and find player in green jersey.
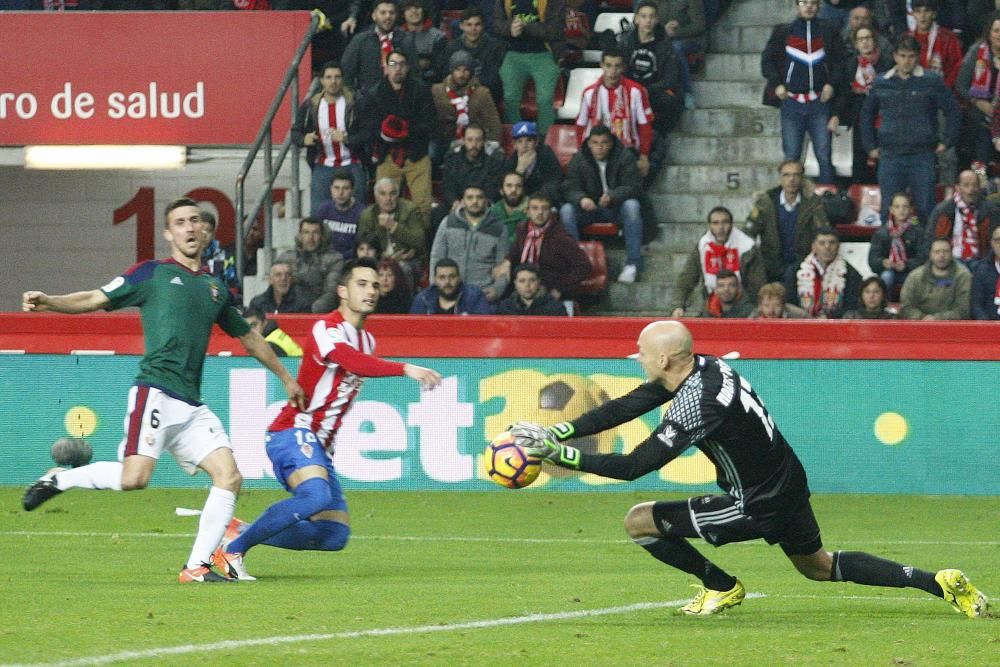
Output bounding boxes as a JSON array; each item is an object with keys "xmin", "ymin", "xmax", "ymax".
[{"xmin": 21, "ymin": 197, "xmax": 306, "ymax": 583}]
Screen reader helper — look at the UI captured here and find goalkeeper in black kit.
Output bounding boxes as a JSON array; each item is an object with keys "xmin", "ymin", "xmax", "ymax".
[{"xmin": 510, "ymin": 320, "xmax": 990, "ymax": 617}]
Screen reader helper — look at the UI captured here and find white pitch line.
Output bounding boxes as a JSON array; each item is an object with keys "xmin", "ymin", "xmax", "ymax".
[
  {"xmin": 0, "ymin": 596, "xmax": 736, "ymax": 667},
  {"xmin": 3, "ymin": 591, "xmax": 962, "ymax": 667},
  {"xmin": 1, "ymin": 530, "xmax": 998, "ymax": 547}
]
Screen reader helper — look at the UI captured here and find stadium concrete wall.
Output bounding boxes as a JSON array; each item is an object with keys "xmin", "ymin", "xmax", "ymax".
[{"xmin": 0, "ymin": 316, "xmax": 997, "ymax": 495}]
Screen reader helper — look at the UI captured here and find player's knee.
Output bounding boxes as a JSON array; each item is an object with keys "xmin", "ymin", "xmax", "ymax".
[
  {"xmin": 215, "ymin": 468, "xmax": 242, "ymax": 493},
  {"xmin": 791, "ymin": 552, "xmax": 833, "ymax": 581},
  {"xmin": 313, "ymin": 520, "xmax": 350, "ymax": 551},
  {"xmin": 798, "ymin": 564, "xmax": 830, "ymax": 581},
  {"xmin": 120, "ymin": 469, "xmax": 151, "ymax": 490},
  {"xmin": 623, "ymin": 503, "xmax": 655, "ymax": 539},
  {"xmin": 295, "ymin": 477, "xmax": 333, "ymax": 516},
  {"xmin": 120, "ymin": 476, "xmax": 149, "ymax": 491}
]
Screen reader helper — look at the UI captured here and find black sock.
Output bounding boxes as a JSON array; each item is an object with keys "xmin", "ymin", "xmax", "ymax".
[
  {"xmin": 831, "ymin": 551, "xmax": 942, "ymax": 597},
  {"xmin": 638, "ymin": 536, "xmax": 737, "ymax": 591}
]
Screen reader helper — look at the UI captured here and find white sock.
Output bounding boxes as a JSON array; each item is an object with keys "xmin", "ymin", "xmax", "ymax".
[
  {"xmin": 54, "ymin": 462, "xmax": 123, "ymax": 491},
  {"xmin": 186, "ymin": 486, "xmax": 236, "ymax": 569}
]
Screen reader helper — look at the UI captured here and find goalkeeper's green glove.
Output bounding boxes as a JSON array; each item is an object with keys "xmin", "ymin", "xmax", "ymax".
[{"xmin": 508, "ymin": 421, "xmax": 581, "ymax": 469}]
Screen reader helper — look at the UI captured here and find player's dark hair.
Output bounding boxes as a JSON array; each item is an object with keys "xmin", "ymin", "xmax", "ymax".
[
  {"xmin": 434, "ymin": 257, "xmax": 460, "ymax": 273},
  {"xmin": 512, "ymin": 263, "xmax": 541, "ymax": 280},
  {"xmin": 164, "ymin": 197, "xmax": 199, "ymax": 225},
  {"xmin": 635, "ymin": 0, "xmax": 658, "ymax": 13},
  {"xmin": 199, "ymin": 209, "xmax": 217, "ymax": 230},
  {"xmin": 463, "ymin": 122, "xmax": 485, "ymax": 137},
  {"xmin": 707, "ymin": 206, "xmax": 733, "ymax": 225},
  {"xmin": 502, "ymin": 170, "xmax": 524, "ymax": 185},
  {"xmin": 338, "ymin": 256, "xmax": 379, "ymax": 286}
]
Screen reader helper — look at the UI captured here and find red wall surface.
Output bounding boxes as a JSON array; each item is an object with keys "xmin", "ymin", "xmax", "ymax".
[
  {"xmin": 0, "ymin": 12, "xmax": 312, "ymax": 145},
  {"xmin": 2, "ymin": 314, "xmax": 998, "ymax": 360}
]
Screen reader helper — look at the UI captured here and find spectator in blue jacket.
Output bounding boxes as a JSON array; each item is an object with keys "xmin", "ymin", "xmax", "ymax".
[
  {"xmin": 860, "ymin": 34, "xmax": 961, "ymax": 223},
  {"xmin": 409, "ymin": 257, "xmax": 494, "ymax": 314},
  {"xmin": 761, "ymin": 0, "xmax": 847, "ymax": 185},
  {"xmin": 970, "ymin": 225, "xmax": 1000, "ymax": 320}
]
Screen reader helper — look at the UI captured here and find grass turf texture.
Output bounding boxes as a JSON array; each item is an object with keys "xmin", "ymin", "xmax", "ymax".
[{"xmin": 0, "ymin": 489, "xmax": 996, "ymax": 666}]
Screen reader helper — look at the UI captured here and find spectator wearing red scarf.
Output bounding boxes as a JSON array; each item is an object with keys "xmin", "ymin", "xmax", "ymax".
[
  {"xmin": 497, "ymin": 192, "xmax": 591, "ymax": 300},
  {"xmin": 671, "ymin": 206, "xmax": 765, "ymax": 317},
  {"xmin": 791, "ymin": 227, "xmax": 862, "ymax": 318},
  {"xmin": 926, "ymin": 169, "xmax": 1000, "ymax": 269},
  {"xmin": 867, "ymin": 192, "xmax": 926, "ymax": 294}
]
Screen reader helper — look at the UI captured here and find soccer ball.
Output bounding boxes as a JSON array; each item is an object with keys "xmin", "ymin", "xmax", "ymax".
[
  {"xmin": 50, "ymin": 437, "xmax": 92, "ymax": 468},
  {"xmin": 485, "ymin": 431, "xmax": 541, "ymax": 489}
]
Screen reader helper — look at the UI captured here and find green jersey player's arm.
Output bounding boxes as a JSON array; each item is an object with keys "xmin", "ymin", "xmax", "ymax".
[
  {"xmin": 238, "ymin": 328, "xmax": 307, "ymax": 410},
  {"xmin": 21, "ymin": 289, "xmax": 110, "ymax": 314}
]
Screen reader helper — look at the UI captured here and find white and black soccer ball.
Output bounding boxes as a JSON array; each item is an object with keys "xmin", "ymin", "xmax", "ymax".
[{"xmin": 50, "ymin": 437, "xmax": 93, "ymax": 468}]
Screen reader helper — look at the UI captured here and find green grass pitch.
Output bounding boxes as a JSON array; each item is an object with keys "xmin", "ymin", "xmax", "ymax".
[{"xmin": 0, "ymin": 489, "xmax": 996, "ymax": 666}]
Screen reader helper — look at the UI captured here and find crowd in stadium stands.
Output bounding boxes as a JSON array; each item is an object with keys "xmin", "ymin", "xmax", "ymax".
[{"xmin": 11, "ymin": 0, "xmax": 1000, "ymax": 321}]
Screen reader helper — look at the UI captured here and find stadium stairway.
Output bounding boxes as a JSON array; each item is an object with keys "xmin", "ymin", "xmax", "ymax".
[{"xmin": 592, "ymin": 0, "xmax": 787, "ymax": 315}]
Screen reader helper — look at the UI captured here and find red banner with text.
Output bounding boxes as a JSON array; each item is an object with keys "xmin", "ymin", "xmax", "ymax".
[{"xmin": 0, "ymin": 12, "xmax": 312, "ymax": 145}]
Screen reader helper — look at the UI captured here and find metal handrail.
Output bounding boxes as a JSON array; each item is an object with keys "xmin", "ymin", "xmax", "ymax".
[{"xmin": 235, "ymin": 10, "xmax": 325, "ymax": 284}]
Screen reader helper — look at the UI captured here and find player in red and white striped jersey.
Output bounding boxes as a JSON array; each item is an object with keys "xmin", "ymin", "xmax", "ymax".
[{"xmin": 213, "ymin": 257, "xmax": 440, "ymax": 579}]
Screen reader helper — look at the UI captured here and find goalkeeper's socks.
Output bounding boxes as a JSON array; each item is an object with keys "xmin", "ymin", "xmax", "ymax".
[
  {"xmin": 228, "ymin": 477, "xmax": 332, "ymax": 554},
  {"xmin": 635, "ymin": 536, "xmax": 737, "ymax": 592},
  {"xmin": 831, "ymin": 551, "xmax": 942, "ymax": 597},
  {"xmin": 262, "ymin": 520, "xmax": 350, "ymax": 551},
  {"xmin": 54, "ymin": 461, "xmax": 123, "ymax": 491}
]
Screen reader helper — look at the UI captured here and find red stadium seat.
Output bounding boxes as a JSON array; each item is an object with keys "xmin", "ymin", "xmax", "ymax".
[
  {"xmin": 581, "ymin": 222, "xmax": 618, "ymax": 237},
  {"xmin": 576, "ymin": 240, "xmax": 607, "ymax": 295},
  {"xmin": 545, "ymin": 124, "xmax": 579, "ymax": 170},
  {"xmin": 552, "ymin": 74, "xmax": 566, "ymax": 110}
]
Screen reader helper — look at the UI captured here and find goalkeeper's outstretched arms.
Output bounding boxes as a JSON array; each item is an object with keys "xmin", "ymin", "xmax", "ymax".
[
  {"xmin": 509, "ymin": 423, "xmax": 679, "ymax": 481},
  {"xmin": 531, "ymin": 381, "xmax": 675, "ymax": 445}
]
